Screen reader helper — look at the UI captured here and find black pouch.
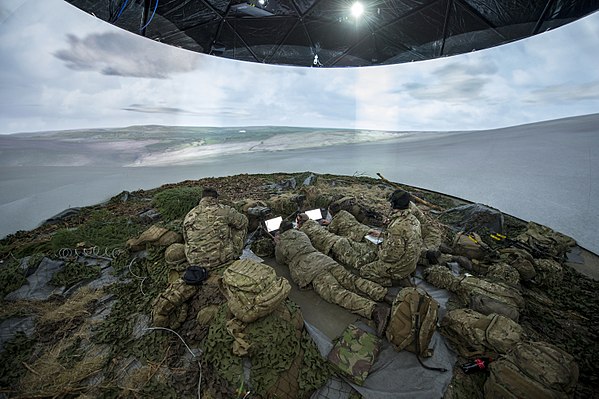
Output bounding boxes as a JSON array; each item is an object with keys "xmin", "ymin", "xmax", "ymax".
[{"xmin": 183, "ymin": 266, "xmax": 209, "ymax": 285}]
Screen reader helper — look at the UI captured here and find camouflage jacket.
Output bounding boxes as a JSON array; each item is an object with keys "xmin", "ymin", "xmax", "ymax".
[
  {"xmin": 299, "ymin": 219, "xmax": 340, "ymax": 255},
  {"xmin": 378, "ymin": 208, "xmax": 422, "ymax": 268},
  {"xmin": 328, "ymin": 210, "xmax": 372, "ymax": 243},
  {"xmin": 183, "ymin": 197, "xmax": 248, "ymax": 269},
  {"xmin": 409, "ymin": 202, "xmax": 445, "ymax": 251},
  {"xmin": 275, "ymin": 229, "xmax": 337, "ymax": 288}
]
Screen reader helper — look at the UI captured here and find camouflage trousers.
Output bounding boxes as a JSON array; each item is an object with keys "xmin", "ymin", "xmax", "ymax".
[
  {"xmin": 359, "ymin": 258, "xmax": 417, "ymax": 287},
  {"xmin": 311, "ymin": 264, "xmax": 386, "ymax": 319},
  {"xmin": 152, "ymin": 278, "xmax": 197, "ymax": 328},
  {"xmin": 331, "ymin": 238, "xmax": 377, "ymax": 270}
]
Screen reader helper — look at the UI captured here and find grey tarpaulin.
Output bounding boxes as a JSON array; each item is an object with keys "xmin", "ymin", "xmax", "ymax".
[{"xmin": 309, "ymin": 273, "xmax": 457, "ymax": 399}]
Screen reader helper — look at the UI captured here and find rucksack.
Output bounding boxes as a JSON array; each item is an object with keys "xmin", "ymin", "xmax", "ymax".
[
  {"xmin": 220, "ymin": 259, "xmax": 291, "ymax": 323},
  {"xmin": 440, "ymin": 309, "xmax": 523, "ymax": 358},
  {"xmin": 484, "ymin": 341, "xmax": 579, "ymax": 399},
  {"xmin": 386, "ymin": 287, "xmax": 445, "ymax": 372}
]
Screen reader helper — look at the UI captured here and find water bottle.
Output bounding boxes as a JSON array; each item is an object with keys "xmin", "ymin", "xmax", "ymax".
[{"xmin": 460, "ymin": 357, "xmax": 492, "ymax": 374}]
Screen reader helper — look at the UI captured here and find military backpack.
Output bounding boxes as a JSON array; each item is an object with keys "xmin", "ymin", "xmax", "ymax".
[
  {"xmin": 484, "ymin": 341, "xmax": 579, "ymax": 399},
  {"xmin": 386, "ymin": 287, "xmax": 439, "ymax": 358},
  {"xmin": 220, "ymin": 259, "xmax": 291, "ymax": 323}
]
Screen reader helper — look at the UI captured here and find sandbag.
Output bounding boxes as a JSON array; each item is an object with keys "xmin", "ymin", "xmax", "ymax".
[
  {"xmin": 221, "ymin": 259, "xmax": 291, "ymax": 323},
  {"xmin": 484, "ymin": 341, "xmax": 579, "ymax": 399},
  {"xmin": 441, "ymin": 309, "xmax": 523, "ymax": 358},
  {"xmin": 386, "ymin": 287, "xmax": 439, "ymax": 357}
]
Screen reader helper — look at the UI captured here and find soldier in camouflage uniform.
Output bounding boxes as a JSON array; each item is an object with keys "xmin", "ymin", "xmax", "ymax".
[
  {"xmin": 327, "ymin": 208, "xmax": 375, "ymax": 244},
  {"xmin": 183, "ymin": 188, "xmax": 248, "ymax": 270},
  {"xmin": 297, "ymin": 214, "xmax": 376, "ymax": 270},
  {"xmin": 275, "ymin": 221, "xmax": 392, "ymax": 336},
  {"xmin": 358, "ymin": 190, "xmax": 423, "ymax": 287}
]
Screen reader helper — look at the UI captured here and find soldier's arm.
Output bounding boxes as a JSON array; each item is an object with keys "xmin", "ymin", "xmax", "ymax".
[
  {"xmin": 227, "ymin": 207, "xmax": 249, "ymax": 230},
  {"xmin": 378, "ymin": 233, "xmax": 406, "ymax": 263}
]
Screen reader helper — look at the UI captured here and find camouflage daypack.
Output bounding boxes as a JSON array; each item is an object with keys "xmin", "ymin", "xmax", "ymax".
[
  {"xmin": 386, "ymin": 287, "xmax": 439, "ymax": 359},
  {"xmin": 327, "ymin": 323, "xmax": 381, "ymax": 385},
  {"xmin": 440, "ymin": 309, "xmax": 523, "ymax": 358},
  {"xmin": 220, "ymin": 259, "xmax": 291, "ymax": 323},
  {"xmin": 452, "ymin": 232, "xmax": 490, "ymax": 260},
  {"xmin": 484, "ymin": 341, "xmax": 579, "ymax": 399}
]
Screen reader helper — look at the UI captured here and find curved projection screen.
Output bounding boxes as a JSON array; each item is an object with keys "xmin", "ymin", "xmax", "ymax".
[{"xmin": 64, "ymin": 0, "xmax": 599, "ymax": 67}]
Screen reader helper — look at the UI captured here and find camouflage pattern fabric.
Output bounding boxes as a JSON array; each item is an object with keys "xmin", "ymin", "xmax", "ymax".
[
  {"xmin": 276, "ymin": 229, "xmax": 385, "ymax": 318},
  {"xmin": 498, "ymin": 248, "xmax": 537, "ymax": 281},
  {"xmin": 534, "ymin": 258, "xmax": 563, "ymax": 288},
  {"xmin": 410, "ymin": 202, "xmax": 447, "ymax": 251},
  {"xmin": 152, "ymin": 278, "xmax": 197, "ymax": 328},
  {"xmin": 275, "ymin": 228, "xmax": 336, "ymax": 288},
  {"xmin": 183, "ymin": 197, "xmax": 248, "ymax": 270},
  {"xmin": 220, "ymin": 259, "xmax": 291, "ymax": 323},
  {"xmin": 329, "ymin": 195, "xmax": 385, "ymax": 226},
  {"xmin": 515, "ymin": 221, "xmax": 576, "ymax": 260},
  {"xmin": 359, "ymin": 208, "xmax": 422, "ymax": 287},
  {"xmin": 328, "ymin": 210, "xmax": 374, "ymax": 243},
  {"xmin": 486, "ymin": 263, "xmax": 521, "ymax": 285},
  {"xmin": 423, "ymin": 265, "xmax": 525, "ymax": 321},
  {"xmin": 127, "ymin": 225, "xmax": 183, "ymax": 251},
  {"xmin": 451, "ymin": 232, "xmax": 490, "ymax": 260},
  {"xmin": 386, "ymin": 287, "xmax": 439, "ymax": 357},
  {"xmin": 312, "ymin": 265, "xmax": 384, "ymax": 318},
  {"xmin": 300, "ymin": 219, "xmax": 376, "ymax": 269},
  {"xmin": 440, "ymin": 309, "xmax": 523, "ymax": 358},
  {"xmin": 327, "ymin": 324, "xmax": 381, "ymax": 385},
  {"xmin": 484, "ymin": 341, "xmax": 579, "ymax": 399}
]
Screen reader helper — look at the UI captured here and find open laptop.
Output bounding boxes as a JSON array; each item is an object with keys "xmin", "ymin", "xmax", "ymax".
[
  {"xmin": 304, "ymin": 208, "xmax": 324, "ymax": 221},
  {"xmin": 264, "ymin": 216, "xmax": 283, "ymax": 233}
]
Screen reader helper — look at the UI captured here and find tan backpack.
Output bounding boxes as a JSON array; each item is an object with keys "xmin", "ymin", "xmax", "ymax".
[
  {"xmin": 386, "ymin": 287, "xmax": 444, "ymax": 371},
  {"xmin": 484, "ymin": 341, "xmax": 579, "ymax": 399},
  {"xmin": 440, "ymin": 309, "xmax": 523, "ymax": 358},
  {"xmin": 220, "ymin": 259, "xmax": 291, "ymax": 323}
]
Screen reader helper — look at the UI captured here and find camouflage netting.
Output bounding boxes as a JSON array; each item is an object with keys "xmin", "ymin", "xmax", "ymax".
[
  {"xmin": 0, "ymin": 172, "xmax": 598, "ymax": 398},
  {"xmin": 203, "ymin": 301, "xmax": 332, "ymax": 398}
]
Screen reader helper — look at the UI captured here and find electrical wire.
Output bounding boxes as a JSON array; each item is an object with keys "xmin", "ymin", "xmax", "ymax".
[
  {"xmin": 144, "ymin": 327, "xmax": 202, "ymax": 399},
  {"xmin": 140, "ymin": 0, "xmax": 159, "ymax": 31}
]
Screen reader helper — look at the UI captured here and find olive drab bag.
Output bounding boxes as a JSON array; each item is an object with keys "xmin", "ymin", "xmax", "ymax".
[
  {"xmin": 484, "ymin": 341, "xmax": 579, "ymax": 399},
  {"xmin": 220, "ymin": 259, "xmax": 291, "ymax": 323},
  {"xmin": 440, "ymin": 309, "xmax": 523, "ymax": 358},
  {"xmin": 386, "ymin": 287, "xmax": 439, "ymax": 358}
]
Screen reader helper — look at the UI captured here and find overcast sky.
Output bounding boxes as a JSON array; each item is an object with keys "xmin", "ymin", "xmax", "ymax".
[{"xmin": 0, "ymin": 0, "xmax": 598, "ymax": 134}]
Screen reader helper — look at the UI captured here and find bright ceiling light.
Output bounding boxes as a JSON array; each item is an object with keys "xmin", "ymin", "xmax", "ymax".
[{"xmin": 351, "ymin": 2, "xmax": 364, "ymax": 18}]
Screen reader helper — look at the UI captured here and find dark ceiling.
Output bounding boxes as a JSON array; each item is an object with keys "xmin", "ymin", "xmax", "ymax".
[{"xmin": 64, "ymin": 0, "xmax": 599, "ymax": 67}]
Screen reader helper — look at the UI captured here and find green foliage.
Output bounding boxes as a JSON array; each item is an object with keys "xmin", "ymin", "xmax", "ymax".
[
  {"xmin": 0, "ymin": 260, "xmax": 27, "ymax": 299},
  {"xmin": 49, "ymin": 261, "xmax": 101, "ymax": 288},
  {"xmin": 0, "ymin": 332, "xmax": 36, "ymax": 389},
  {"xmin": 152, "ymin": 187, "xmax": 203, "ymax": 222},
  {"xmin": 49, "ymin": 210, "xmax": 142, "ymax": 251}
]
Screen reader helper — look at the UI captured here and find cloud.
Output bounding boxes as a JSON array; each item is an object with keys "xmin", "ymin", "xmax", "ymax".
[
  {"xmin": 524, "ymin": 81, "xmax": 599, "ymax": 103},
  {"xmin": 54, "ymin": 32, "xmax": 199, "ymax": 78},
  {"xmin": 122, "ymin": 103, "xmax": 252, "ymax": 118}
]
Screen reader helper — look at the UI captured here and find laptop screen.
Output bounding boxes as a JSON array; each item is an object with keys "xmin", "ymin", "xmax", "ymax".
[
  {"xmin": 265, "ymin": 216, "xmax": 283, "ymax": 232},
  {"xmin": 304, "ymin": 208, "xmax": 323, "ymax": 220}
]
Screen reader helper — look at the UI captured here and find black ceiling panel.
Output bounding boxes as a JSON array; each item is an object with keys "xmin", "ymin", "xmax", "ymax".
[{"xmin": 63, "ymin": 0, "xmax": 599, "ymax": 67}]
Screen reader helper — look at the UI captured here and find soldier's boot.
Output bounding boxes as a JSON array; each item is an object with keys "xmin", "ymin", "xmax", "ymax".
[
  {"xmin": 371, "ymin": 303, "xmax": 391, "ymax": 338},
  {"xmin": 383, "ymin": 290, "xmax": 397, "ymax": 305}
]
